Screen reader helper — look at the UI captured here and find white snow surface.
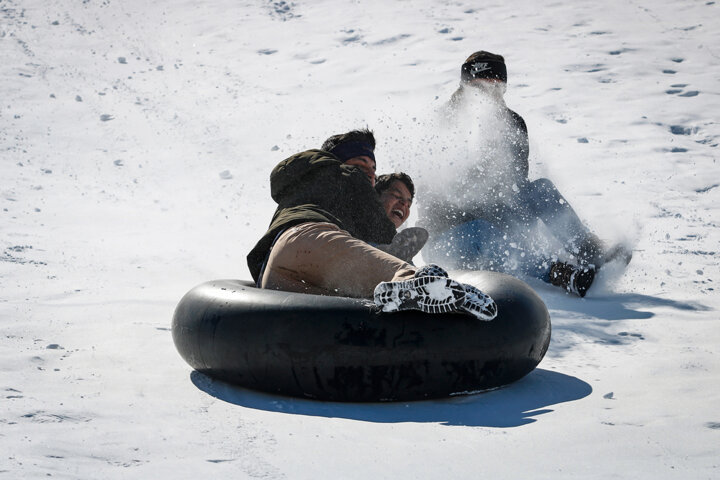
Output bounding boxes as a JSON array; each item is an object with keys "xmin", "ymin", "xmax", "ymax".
[{"xmin": 2, "ymin": 0, "xmax": 719, "ymax": 478}]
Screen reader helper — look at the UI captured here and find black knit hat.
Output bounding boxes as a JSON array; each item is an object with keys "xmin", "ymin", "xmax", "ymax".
[
  {"xmin": 461, "ymin": 51, "xmax": 507, "ymax": 83},
  {"xmin": 321, "ymin": 129, "xmax": 376, "ymax": 162}
]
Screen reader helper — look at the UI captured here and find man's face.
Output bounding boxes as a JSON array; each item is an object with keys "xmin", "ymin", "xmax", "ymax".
[
  {"xmin": 379, "ymin": 180, "xmax": 412, "ymax": 228},
  {"xmin": 345, "ymin": 155, "xmax": 376, "ymax": 186}
]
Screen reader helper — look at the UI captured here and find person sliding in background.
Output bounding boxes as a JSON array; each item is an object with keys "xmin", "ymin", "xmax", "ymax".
[
  {"xmin": 419, "ymin": 51, "xmax": 631, "ymax": 297},
  {"xmin": 246, "ymin": 129, "xmax": 497, "ymax": 320}
]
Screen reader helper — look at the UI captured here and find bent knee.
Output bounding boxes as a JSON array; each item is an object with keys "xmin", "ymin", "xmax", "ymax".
[{"xmin": 531, "ymin": 178, "xmax": 556, "ymax": 190}]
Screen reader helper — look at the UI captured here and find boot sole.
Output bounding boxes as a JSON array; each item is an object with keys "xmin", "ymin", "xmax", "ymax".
[
  {"xmin": 374, "ymin": 276, "xmax": 466, "ymax": 315},
  {"xmin": 569, "ymin": 267, "xmax": 596, "ymax": 298},
  {"xmin": 461, "ymin": 285, "xmax": 498, "ymax": 320}
]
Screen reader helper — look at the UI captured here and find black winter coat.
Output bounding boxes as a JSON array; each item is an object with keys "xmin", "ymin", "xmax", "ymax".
[{"xmin": 247, "ymin": 149, "xmax": 396, "ymax": 282}]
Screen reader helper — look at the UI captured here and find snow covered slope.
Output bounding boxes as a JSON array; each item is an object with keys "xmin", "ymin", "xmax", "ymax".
[{"xmin": 1, "ymin": 0, "xmax": 718, "ymax": 478}]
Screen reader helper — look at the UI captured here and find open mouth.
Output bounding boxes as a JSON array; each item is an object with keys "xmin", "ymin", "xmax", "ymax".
[{"xmin": 391, "ymin": 209, "xmax": 404, "ymax": 221}]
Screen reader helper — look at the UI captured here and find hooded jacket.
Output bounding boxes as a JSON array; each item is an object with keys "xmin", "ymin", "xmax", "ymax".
[{"xmin": 246, "ymin": 149, "xmax": 396, "ymax": 282}]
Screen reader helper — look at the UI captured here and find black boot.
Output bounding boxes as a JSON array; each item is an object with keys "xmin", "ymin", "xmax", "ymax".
[{"xmin": 549, "ymin": 261, "xmax": 596, "ymax": 298}]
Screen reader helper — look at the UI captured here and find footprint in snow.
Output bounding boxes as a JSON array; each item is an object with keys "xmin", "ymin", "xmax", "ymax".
[
  {"xmin": 695, "ymin": 184, "xmax": 718, "ymax": 193},
  {"xmin": 665, "ymin": 88, "xmax": 700, "ymax": 98},
  {"xmin": 6, "ymin": 388, "xmax": 23, "ymax": 399},
  {"xmin": 341, "ymin": 33, "xmax": 363, "ymax": 45},
  {"xmin": 586, "ymin": 65, "xmax": 607, "ymax": 73},
  {"xmin": 670, "ymin": 125, "xmax": 698, "ymax": 135},
  {"xmin": 372, "ymin": 34, "xmax": 411, "ymax": 46},
  {"xmin": 618, "ymin": 331, "xmax": 645, "ymax": 340},
  {"xmin": 608, "ymin": 48, "xmax": 633, "ymax": 55},
  {"xmin": 21, "ymin": 411, "xmax": 91, "ymax": 423},
  {"xmin": 267, "ymin": 1, "xmax": 300, "ymax": 21}
]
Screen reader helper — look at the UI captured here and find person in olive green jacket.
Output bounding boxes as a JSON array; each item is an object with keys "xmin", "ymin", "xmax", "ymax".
[
  {"xmin": 246, "ymin": 129, "xmax": 498, "ymax": 321},
  {"xmin": 247, "ymin": 128, "xmax": 399, "ymax": 293}
]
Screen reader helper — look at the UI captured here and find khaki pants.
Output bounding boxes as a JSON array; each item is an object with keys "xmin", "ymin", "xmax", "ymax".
[{"xmin": 261, "ymin": 222, "xmax": 415, "ymax": 298}]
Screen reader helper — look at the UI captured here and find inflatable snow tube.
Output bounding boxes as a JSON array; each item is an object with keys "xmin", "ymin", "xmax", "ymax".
[{"xmin": 172, "ymin": 271, "xmax": 551, "ymax": 402}]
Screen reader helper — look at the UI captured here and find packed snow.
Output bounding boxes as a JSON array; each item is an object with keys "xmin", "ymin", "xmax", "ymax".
[{"xmin": 1, "ymin": 0, "xmax": 719, "ymax": 478}]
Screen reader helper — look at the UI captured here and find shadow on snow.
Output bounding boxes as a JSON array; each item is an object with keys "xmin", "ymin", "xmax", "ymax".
[
  {"xmin": 529, "ymin": 280, "xmax": 711, "ymax": 354},
  {"xmin": 190, "ymin": 368, "xmax": 591, "ymax": 428},
  {"xmin": 549, "ymin": 292, "xmax": 708, "ymax": 321}
]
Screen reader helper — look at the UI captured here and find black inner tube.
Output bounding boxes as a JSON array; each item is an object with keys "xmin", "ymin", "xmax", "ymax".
[{"xmin": 172, "ymin": 271, "xmax": 551, "ymax": 402}]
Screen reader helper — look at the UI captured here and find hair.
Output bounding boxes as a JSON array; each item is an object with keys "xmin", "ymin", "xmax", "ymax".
[
  {"xmin": 321, "ymin": 128, "xmax": 376, "ymax": 152},
  {"xmin": 375, "ymin": 172, "xmax": 415, "ymax": 199}
]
